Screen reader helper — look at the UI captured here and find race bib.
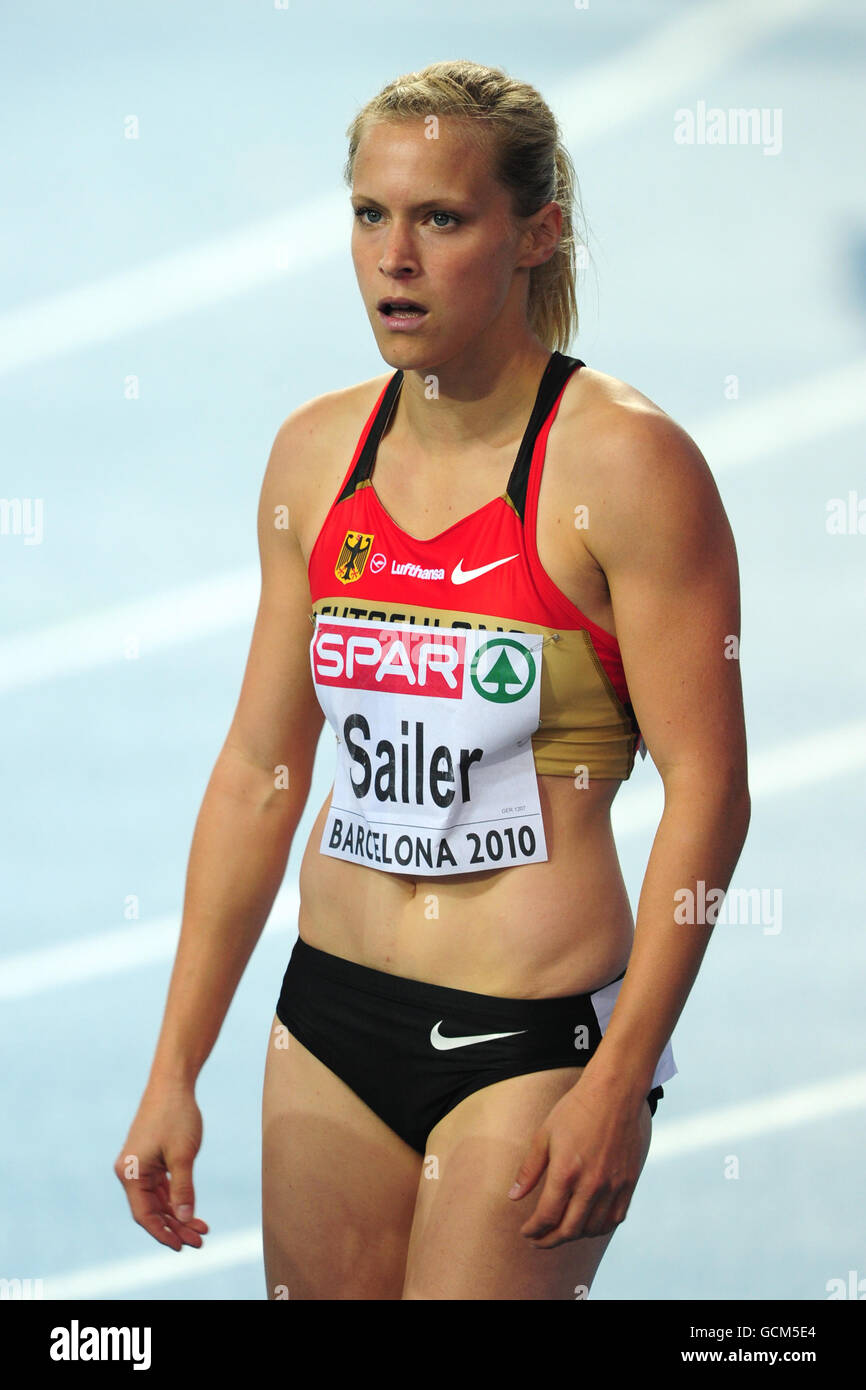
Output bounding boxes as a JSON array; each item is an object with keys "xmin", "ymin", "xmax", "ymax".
[{"xmin": 310, "ymin": 614, "xmax": 549, "ymax": 876}]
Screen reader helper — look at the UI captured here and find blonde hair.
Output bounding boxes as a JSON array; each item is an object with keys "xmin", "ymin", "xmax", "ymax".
[{"xmin": 343, "ymin": 59, "xmax": 588, "ymax": 353}]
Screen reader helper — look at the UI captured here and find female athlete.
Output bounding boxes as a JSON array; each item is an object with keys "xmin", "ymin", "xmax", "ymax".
[{"xmin": 115, "ymin": 60, "xmax": 750, "ymax": 1301}]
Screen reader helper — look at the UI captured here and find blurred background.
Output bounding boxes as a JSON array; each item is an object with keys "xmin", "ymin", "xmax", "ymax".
[{"xmin": 1, "ymin": 0, "xmax": 864, "ymax": 1300}]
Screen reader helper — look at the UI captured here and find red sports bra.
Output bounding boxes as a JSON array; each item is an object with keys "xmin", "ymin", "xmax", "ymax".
[
  {"xmin": 305, "ymin": 351, "xmax": 643, "ymax": 876},
  {"xmin": 307, "ymin": 350, "xmax": 642, "ymax": 782}
]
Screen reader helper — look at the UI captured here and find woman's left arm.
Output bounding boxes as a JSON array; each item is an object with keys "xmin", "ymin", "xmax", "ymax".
[{"xmin": 510, "ymin": 402, "xmax": 751, "ymax": 1246}]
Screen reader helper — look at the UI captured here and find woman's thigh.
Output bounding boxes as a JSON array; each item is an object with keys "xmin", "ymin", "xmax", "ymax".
[
  {"xmin": 401, "ymin": 1066, "xmax": 653, "ymax": 1301},
  {"xmin": 261, "ymin": 1017, "xmax": 423, "ymax": 1300}
]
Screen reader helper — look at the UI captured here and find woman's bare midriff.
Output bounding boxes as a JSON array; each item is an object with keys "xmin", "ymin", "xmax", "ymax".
[
  {"xmin": 297, "ymin": 772, "xmax": 635, "ymax": 997},
  {"xmin": 292, "ymin": 362, "xmax": 649, "ymax": 1000}
]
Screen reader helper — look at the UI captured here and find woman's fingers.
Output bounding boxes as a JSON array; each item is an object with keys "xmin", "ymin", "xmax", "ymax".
[
  {"xmin": 526, "ymin": 1172, "xmax": 635, "ymax": 1246},
  {"xmin": 114, "ymin": 1089, "xmax": 207, "ymax": 1248},
  {"xmin": 127, "ymin": 1188, "xmax": 187, "ymax": 1251},
  {"xmin": 158, "ymin": 1208, "xmax": 208, "ymax": 1247},
  {"xmin": 507, "ymin": 1126, "xmax": 550, "ymax": 1201},
  {"xmin": 131, "ymin": 1196, "xmax": 208, "ymax": 1250},
  {"xmin": 560, "ymin": 1183, "xmax": 620, "ymax": 1244},
  {"xmin": 166, "ymin": 1152, "xmax": 196, "ymax": 1225},
  {"xmin": 154, "ymin": 1176, "xmax": 209, "ymax": 1235},
  {"xmin": 519, "ymin": 1161, "xmax": 576, "ymax": 1240},
  {"xmin": 117, "ymin": 1160, "xmax": 208, "ymax": 1249}
]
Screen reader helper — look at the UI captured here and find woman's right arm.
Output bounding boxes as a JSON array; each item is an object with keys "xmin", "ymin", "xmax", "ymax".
[{"xmin": 113, "ymin": 402, "xmax": 327, "ymax": 1250}]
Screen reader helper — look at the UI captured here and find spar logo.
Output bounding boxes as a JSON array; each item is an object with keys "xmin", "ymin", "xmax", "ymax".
[
  {"xmin": 335, "ymin": 531, "xmax": 375, "ymax": 584},
  {"xmin": 470, "ymin": 637, "xmax": 535, "ymax": 703},
  {"xmin": 312, "ymin": 622, "xmax": 466, "ymax": 698}
]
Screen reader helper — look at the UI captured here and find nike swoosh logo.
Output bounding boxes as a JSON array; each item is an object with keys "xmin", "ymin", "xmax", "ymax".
[
  {"xmin": 451, "ymin": 554, "xmax": 519, "ymax": 584},
  {"xmin": 429, "ymin": 1021, "xmax": 528, "ymax": 1051}
]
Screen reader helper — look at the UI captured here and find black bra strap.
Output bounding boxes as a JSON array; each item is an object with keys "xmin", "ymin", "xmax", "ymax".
[
  {"xmin": 504, "ymin": 351, "xmax": 584, "ymax": 522},
  {"xmin": 337, "ymin": 350, "xmax": 584, "ymax": 514},
  {"xmin": 336, "ymin": 370, "xmax": 403, "ymax": 504}
]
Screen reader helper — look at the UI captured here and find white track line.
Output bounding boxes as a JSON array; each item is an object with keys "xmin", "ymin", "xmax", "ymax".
[
  {"xmin": 549, "ymin": 0, "xmax": 827, "ymax": 144},
  {"xmin": 43, "ymin": 1229, "xmax": 264, "ymax": 1300},
  {"xmin": 2, "ymin": 350, "xmax": 863, "ymax": 697},
  {"xmin": 0, "ymin": 0, "xmax": 823, "ymax": 376},
  {"xmin": 0, "ymin": 887, "xmax": 298, "ymax": 1002},
  {"xmin": 611, "ymin": 716, "xmax": 866, "ymax": 836},
  {"xmin": 0, "ymin": 194, "xmax": 347, "ymax": 376},
  {"xmin": 680, "ymin": 356, "xmax": 866, "ymax": 471},
  {"xmin": 41, "ymin": 1065, "xmax": 866, "ymax": 1299},
  {"xmin": 647, "ymin": 1069, "xmax": 866, "ymax": 1161},
  {"xmin": 3, "ymin": 719, "xmax": 864, "ymax": 1002},
  {"xmin": 0, "ymin": 566, "xmax": 259, "ymax": 695}
]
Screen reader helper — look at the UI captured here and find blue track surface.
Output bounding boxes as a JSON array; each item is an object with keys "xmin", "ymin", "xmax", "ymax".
[{"xmin": 2, "ymin": 0, "xmax": 864, "ymax": 1300}]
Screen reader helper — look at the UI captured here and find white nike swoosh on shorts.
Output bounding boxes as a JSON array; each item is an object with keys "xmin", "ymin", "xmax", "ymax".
[
  {"xmin": 429, "ymin": 1021, "xmax": 528, "ymax": 1051},
  {"xmin": 450, "ymin": 554, "xmax": 519, "ymax": 584}
]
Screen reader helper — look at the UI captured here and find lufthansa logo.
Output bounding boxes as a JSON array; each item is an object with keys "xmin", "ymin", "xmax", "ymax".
[{"xmin": 469, "ymin": 637, "xmax": 535, "ymax": 703}]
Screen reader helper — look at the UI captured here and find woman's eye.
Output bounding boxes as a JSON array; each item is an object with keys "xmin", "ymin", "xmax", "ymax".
[{"xmin": 352, "ymin": 207, "xmax": 459, "ymax": 228}]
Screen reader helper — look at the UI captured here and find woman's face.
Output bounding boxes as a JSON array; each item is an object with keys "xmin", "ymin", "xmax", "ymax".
[{"xmin": 350, "ymin": 117, "xmax": 542, "ymax": 369}]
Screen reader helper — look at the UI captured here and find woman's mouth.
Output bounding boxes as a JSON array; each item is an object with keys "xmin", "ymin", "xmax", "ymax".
[{"xmin": 377, "ymin": 298, "xmax": 429, "ymax": 330}]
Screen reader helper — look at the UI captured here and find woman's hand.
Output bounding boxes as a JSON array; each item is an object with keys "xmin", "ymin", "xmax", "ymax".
[
  {"xmin": 113, "ymin": 1080, "xmax": 210, "ymax": 1251},
  {"xmin": 506, "ymin": 1068, "xmax": 652, "ymax": 1247}
]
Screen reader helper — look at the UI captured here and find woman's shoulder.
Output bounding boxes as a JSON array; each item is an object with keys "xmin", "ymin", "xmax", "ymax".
[
  {"xmin": 547, "ymin": 361, "xmax": 726, "ymax": 571},
  {"xmin": 272, "ymin": 370, "xmax": 392, "ymax": 448},
  {"xmin": 555, "ymin": 363, "xmax": 726, "ymax": 565},
  {"xmin": 263, "ymin": 371, "xmax": 393, "ymax": 551},
  {"xmin": 269, "ymin": 366, "xmax": 393, "ymax": 475},
  {"xmin": 561, "ymin": 362, "xmax": 712, "ymax": 490},
  {"xmin": 565, "ymin": 362, "xmax": 675, "ymax": 432}
]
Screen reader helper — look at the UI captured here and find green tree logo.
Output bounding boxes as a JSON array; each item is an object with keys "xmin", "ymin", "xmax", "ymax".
[{"xmin": 470, "ymin": 638, "xmax": 536, "ymax": 703}]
